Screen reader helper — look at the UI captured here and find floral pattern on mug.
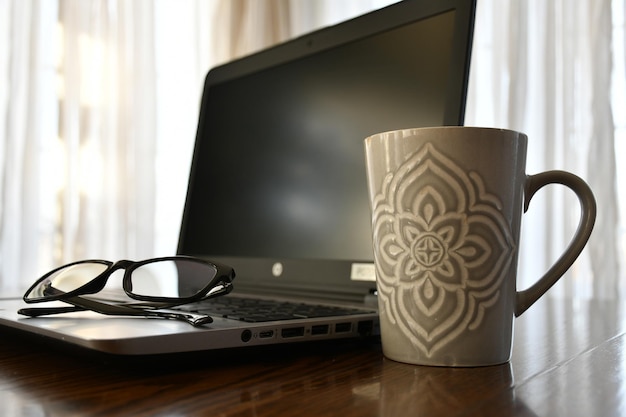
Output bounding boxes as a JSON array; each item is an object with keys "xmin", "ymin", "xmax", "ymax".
[{"xmin": 372, "ymin": 142, "xmax": 516, "ymax": 356}]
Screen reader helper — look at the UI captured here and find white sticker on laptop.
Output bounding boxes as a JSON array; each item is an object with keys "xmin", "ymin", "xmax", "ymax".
[{"xmin": 350, "ymin": 263, "xmax": 376, "ymax": 282}]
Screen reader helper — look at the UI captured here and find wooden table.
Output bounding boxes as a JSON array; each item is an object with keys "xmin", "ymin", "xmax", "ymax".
[{"xmin": 0, "ymin": 296, "xmax": 624, "ymax": 416}]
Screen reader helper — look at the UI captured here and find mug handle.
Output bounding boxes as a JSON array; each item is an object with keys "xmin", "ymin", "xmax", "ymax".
[{"xmin": 515, "ymin": 170, "xmax": 597, "ymax": 316}]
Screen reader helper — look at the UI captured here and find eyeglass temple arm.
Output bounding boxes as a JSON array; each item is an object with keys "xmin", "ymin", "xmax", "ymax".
[
  {"xmin": 19, "ymin": 305, "xmax": 87, "ymax": 316},
  {"xmin": 19, "ymin": 296, "xmax": 214, "ymax": 327}
]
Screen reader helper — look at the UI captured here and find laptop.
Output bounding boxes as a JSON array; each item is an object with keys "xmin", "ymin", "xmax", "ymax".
[{"xmin": 0, "ymin": 0, "xmax": 476, "ymax": 355}]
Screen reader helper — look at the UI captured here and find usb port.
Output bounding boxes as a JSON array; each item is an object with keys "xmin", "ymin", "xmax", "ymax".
[
  {"xmin": 357, "ymin": 320, "xmax": 374, "ymax": 337},
  {"xmin": 258, "ymin": 330, "xmax": 274, "ymax": 339},
  {"xmin": 311, "ymin": 324, "xmax": 329, "ymax": 335},
  {"xmin": 335, "ymin": 322, "xmax": 352, "ymax": 333},
  {"xmin": 281, "ymin": 327, "xmax": 305, "ymax": 338}
]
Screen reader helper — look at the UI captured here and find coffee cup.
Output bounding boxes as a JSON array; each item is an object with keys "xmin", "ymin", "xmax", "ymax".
[{"xmin": 364, "ymin": 127, "xmax": 596, "ymax": 366}]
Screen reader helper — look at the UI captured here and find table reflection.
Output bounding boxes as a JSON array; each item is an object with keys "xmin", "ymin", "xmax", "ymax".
[
  {"xmin": 0, "ymin": 390, "xmax": 46, "ymax": 417},
  {"xmin": 361, "ymin": 359, "xmax": 538, "ymax": 416}
]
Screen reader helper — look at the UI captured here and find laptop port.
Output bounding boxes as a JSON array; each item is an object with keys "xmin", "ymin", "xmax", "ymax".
[
  {"xmin": 335, "ymin": 322, "xmax": 352, "ymax": 333},
  {"xmin": 281, "ymin": 327, "xmax": 305, "ymax": 338},
  {"xmin": 357, "ymin": 320, "xmax": 374, "ymax": 337},
  {"xmin": 241, "ymin": 329, "xmax": 252, "ymax": 342},
  {"xmin": 311, "ymin": 324, "xmax": 329, "ymax": 336},
  {"xmin": 258, "ymin": 330, "xmax": 274, "ymax": 339}
]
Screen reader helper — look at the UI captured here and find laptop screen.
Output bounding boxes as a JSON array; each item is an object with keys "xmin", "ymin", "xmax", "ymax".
[{"xmin": 178, "ymin": 0, "xmax": 476, "ymax": 300}]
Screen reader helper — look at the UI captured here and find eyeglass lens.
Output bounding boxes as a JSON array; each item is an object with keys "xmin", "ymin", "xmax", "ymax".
[
  {"xmin": 129, "ymin": 259, "xmax": 218, "ymax": 298},
  {"xmin": 25, "ymin": 263, "xmax": 110, "ymax": 300}
]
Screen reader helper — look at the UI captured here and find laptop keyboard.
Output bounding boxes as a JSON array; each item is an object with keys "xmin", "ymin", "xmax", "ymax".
[{"xmin": 177, "ymin": 296, "xmax": 374, "ymax": 323}]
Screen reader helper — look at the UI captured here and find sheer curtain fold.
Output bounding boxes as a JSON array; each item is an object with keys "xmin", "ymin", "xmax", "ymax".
[
  {"xmin": 586, "ymin": 0, "xmax": 621, "ymax": 298},
  {"xmin": 211, "ymin": 0, "xmax": 292, "ymax": 64},
  {"xmin": 56, "ymin": 0, "xmax": 158, "ymax": 263},
  {"xmin": 1, "ymin": 1, "xmax": 58, "ymax": 292}
]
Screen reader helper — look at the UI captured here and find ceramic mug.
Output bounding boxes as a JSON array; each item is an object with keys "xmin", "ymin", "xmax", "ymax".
[{"xmin": 364, "ymin": 127, "xmax": 596, "ymax": 366}]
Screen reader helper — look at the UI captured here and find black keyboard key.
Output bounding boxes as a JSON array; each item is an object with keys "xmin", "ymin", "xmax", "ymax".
[{"xmin": 176, "ymin": 296, "xmax": 374, "ymax": 323}]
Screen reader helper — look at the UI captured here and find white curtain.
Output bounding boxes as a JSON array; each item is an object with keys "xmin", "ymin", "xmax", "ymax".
[
  {"xmin": 2, "ymin": 1, "xmax": 158, "ymax": 294},
  {"xmin": 0, "ymin": 0, "xmax": 216, "ymax": 294},
  {"xmin": 466, "ymin": 0, "xmax": 624, "ymax": 298},
  {"xmin": 1, "ymin": 0, "xmax": 624, "ymax": 299}
]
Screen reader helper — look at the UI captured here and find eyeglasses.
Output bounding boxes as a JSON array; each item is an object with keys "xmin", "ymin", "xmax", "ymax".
[{"xmin": 18, "ymin": 256, "xmax": 235, "ymax": 326}]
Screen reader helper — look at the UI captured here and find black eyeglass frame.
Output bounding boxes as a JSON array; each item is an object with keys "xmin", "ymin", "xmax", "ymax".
[{"xmin": 23, "ymin": 255, "xmax": 235, "ymax": 305}]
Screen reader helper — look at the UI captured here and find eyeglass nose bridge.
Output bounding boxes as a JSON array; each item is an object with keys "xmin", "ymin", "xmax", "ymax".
[
  {"xmin": 110, "ymin": 259, "xmax": 135, "ymax": 271},
  {"xmin": 80, "ymin": 259, "xmax": 135, "ymax": 295}
]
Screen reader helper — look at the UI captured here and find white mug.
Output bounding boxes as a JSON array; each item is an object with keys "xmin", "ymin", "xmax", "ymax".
[{"xmin": 364, "ymin": 127, "xmax": 596, "ymax": 366}]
